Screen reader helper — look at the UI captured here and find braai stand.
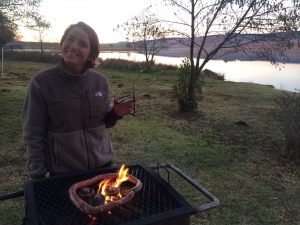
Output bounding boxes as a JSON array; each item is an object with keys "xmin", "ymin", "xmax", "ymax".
[{"xmin": 1, "ymin": 163, "xmax": 219, "ymax": 225}]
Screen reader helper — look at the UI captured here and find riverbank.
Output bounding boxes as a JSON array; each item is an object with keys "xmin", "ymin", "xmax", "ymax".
[
  {"xmin": 3, "ymin": 49, "xmax": 300, "ymax": 92},
  {"xmin": 98, "ymin": 52, "xmax": 300, "ymax": 92}
]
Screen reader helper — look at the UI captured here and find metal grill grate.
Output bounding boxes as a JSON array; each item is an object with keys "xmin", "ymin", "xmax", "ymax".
[{"xmin": 25, "ymin": 163, "xmax": 194, "ymax": 225}]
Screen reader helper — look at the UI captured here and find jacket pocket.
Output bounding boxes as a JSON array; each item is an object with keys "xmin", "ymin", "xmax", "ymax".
[
  {"xmin": 87, "ymin": 93, "xmax": 109, "ymax": 122},
  {"xmin": 85, "ymin": 126, "xmax": 113, "ymax": 168},
  {"xmin": 47, "ymin": 130, "xmax": 88, "ymax": 174},
  {"xmin": 47, "ymin": 99, "xmax": 81, "ymax": 130}
]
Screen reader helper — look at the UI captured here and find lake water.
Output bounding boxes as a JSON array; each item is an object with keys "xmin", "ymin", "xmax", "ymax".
[{"xmin": 99, "ymin": 52, "xmax": 300, "ymax": 92}]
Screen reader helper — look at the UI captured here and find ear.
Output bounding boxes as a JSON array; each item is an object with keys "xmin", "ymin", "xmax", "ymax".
[
  {"xmin": 87, "ymin": 54, "xmax": 94, "ymax": 63},
  {"xmin": 58, "ymin": 45, "xmax": 63, "ymax": 55}
]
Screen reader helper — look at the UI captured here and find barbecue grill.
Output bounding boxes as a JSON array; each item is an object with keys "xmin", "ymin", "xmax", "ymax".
[{"xmin": 0, "ymin": 163, "xmax": 219, "ymax": 225}]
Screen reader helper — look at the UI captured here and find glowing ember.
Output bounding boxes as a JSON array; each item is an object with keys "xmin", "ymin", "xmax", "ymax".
[
  {"xmin": 97, "ymin": 164, "xmax": 129, "ymax": 204},
  {"xmin": 88, "ymin": 215, "xmax": 97, "ymax": 225}
]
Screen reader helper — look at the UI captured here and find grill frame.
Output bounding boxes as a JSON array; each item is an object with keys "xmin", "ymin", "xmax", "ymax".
[{"xmin": 24, "ymin": 163, "xmax": 197, "ymax": 225}]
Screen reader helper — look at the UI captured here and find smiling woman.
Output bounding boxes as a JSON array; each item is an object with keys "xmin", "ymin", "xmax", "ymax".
[{"xmin": 22, "ymin": 21, "xmax": 135, "ymax": 179}]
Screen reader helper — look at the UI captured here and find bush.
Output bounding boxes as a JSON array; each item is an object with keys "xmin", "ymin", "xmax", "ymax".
[
  {"xmin": 98, "ymin": 58, "xmax": 178, "ymax": 72},
  {"xmin": 3, "ymin": 50, "xmax": 178, "ymax": 72},
  {"xmin": 273, "ymin": 91, "xmax": 300, "ymax": 161},
  {"xmin": 201, "ymin": 69, "xmax": 225, "ymax": 80},
  {"xmin": 172, "ymin": 58, "xmax": 203, "ymax": 112},
  {"xmin": 4, "ymin": 51, "xmax": 60, "ymax": 63},
  {"xmin": 98, "ymin": 58, "xmax": 145, "ymax": 71}
]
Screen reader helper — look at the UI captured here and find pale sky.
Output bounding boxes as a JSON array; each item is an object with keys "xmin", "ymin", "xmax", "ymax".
[{"xmin": 20, "ymin": 0, "xmax": 162, "ymax": 43}]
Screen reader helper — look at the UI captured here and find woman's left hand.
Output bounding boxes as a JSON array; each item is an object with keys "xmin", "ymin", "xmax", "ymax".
[{"xmin": 113, "ymin": 98, "xmax": 135, "ymax": 117}]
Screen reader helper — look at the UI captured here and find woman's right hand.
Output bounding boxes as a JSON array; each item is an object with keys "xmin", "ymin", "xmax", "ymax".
[{"xmin": 113, "ymin": 98, "xmax": 136, "ymax": 117}]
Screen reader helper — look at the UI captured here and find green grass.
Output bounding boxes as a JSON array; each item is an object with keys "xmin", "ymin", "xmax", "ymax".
[{"xmin": 0, "ymin": 60, "xmax": 300, "ymax": 225}]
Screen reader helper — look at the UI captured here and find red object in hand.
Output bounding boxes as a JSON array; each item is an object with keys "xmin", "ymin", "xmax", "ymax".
[{"xmin": 113, "ymin": 97, "xmax": 136, "ymax": 117}]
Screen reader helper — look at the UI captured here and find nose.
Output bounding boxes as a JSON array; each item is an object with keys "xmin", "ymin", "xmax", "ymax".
[{"xmin": 69, "ymin": 40, "xmax": 79, "ymax": 51}]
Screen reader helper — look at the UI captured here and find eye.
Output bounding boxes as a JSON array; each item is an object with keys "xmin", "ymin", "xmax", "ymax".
[
  {"xmin": 79, "ymin": 40, "xmax": 89, "ymax": 48},
  {"xmin": 65, "ymin": 36, "xmax": 74, "ymax": 43}
]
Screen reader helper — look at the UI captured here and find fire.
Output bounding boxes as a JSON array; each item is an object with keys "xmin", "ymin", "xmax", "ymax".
[
  {"xmin": 114, "ymin": 164, "xmax": 129, "ymax": 188},
  {"xmin": 97, "ymin": 164, "xmax": 129, "ymax": 204}
]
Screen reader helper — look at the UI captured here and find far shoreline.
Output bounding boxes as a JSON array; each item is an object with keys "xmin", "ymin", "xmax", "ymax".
[{"xmin": 7, "ymin": 41, "xmax": 300, "ymax": 64}]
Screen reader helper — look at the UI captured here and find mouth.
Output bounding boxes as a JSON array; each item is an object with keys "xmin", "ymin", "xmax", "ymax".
[{"xmin": 64, "ymin": 49, "xmax": 80, "ymax": 58}]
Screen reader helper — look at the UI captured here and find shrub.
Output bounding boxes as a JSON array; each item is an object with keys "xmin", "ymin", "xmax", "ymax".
[
  {"xmin": 5, "ymin": 51, "xmax": 60, "ymax": 63},
  {"xmin": 201, "ymin": 69, "xmax": 225, "ymax": 80},
  {"xmin": 98, "ymin": 58, "xmax": 145, "ymax": 71},
  {"xmin": 172, "ymin": 58, "xmax": 203, "ymax": 112},
  {"xmin": 273, "ymin": 91, "xmax": 300, "ymax": 161},
  {"xmin": 98, "ymin": 58, "xmax": 178, "ymax": 72}
]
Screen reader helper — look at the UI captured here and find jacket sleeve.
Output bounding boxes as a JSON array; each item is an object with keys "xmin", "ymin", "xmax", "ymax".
[
  {"xmin": 104, "ymin": 108, "xmax": 122, "ymax": 128},
  {"xmin": 22, "ymin": 78, "xmax": 48, "ymax": 179},
  {"xmin": 101, "ymin": 75, "xmax": 122, "ymax": 128}
]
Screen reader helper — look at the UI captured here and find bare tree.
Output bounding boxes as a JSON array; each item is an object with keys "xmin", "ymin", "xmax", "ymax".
[
  {"xmin": 27, "ymin": 15, "xmax": 51, "ymax": 57},
  {"xmin": 162, "ymin": 0, "xmax": 300, "ymax": 112},
  {"xmin": 117, "ymin": 7, "xmax": 171, "ymax": 71}
]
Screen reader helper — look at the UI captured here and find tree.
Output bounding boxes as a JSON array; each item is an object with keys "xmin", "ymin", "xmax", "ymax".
[
  {"xmin": 0, "ymin": 12, "xmax": 18, "ymax": 47},
  {"xmin": 0, "ymin": 0, "xmax": 42, "ymax": 23},
  {"xmin": 27, "ymin": 15, "xmax": 51, "ymax": 57},
  {"xmin": 117, "ymin": 7, "xmax": 171, "ymax": 71},
  {"xmin": 161, "ymin": 0, "xmax": 300, "ymax": 112},
  {"xmin": 0, "ymin": 0, "xmax": 43, "ymax": 47}
]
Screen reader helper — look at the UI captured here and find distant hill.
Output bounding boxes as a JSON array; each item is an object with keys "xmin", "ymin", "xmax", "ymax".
[{"xmin": 157, "ymin": 32, "xmax": 300, "ymax": 63}]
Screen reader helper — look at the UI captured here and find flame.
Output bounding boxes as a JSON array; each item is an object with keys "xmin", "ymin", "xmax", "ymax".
[
  {"xmin": 114, "ymin": 164, "xmax": 129, "ymax": 188},
  {"xmin": 97, "ymin": 164, "xmax": 129, "ymax": 204},
  {"xmin": 98, "ymin": 179, "xmax": 110, "ymax": 196}
]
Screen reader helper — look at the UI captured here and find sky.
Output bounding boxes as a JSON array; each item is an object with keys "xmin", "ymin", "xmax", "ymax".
[{"xmin": 20, "ymin": 0, "xmax": 161, "ymax": 44}]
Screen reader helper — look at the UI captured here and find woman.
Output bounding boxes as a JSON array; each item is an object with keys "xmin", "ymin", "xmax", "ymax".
[{"xmin": 22, "ymin": 22, "xmax": 133, "ymax": 179}]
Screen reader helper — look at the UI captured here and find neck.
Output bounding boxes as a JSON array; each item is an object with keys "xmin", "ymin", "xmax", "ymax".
[{"xmin": 66, "ymin": 65, "xmax": 84, "ymax": 74}]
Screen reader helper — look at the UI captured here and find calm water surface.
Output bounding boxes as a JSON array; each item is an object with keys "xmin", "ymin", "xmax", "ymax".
[{"xmin": 100, "ymin": 52, "xmax": 300, "ymax": 92}]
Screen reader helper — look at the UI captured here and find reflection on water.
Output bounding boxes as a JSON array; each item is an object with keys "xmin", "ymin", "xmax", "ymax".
[{"xmin": 99, "ymin": 52, "xmax": 300, "ymax": 92}]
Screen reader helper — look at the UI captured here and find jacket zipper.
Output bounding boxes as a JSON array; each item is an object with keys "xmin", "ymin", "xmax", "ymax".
[
  {"xmin": 81, "ymin": 89, "xmax": 91, "ymax": 170},
  {"xmin": 83, "ymin": 129, "xmax": 90, "ymax": 169}
]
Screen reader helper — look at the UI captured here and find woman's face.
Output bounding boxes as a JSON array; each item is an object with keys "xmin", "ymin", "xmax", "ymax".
[{"xmin": 60, "ymin": 27, "xmax": 91, "ymax": 74}]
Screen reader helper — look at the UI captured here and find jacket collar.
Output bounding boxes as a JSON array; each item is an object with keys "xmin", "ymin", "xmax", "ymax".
[{"xmin": 57, "ymin": 59, "xmax": 89, "ymax": 78}]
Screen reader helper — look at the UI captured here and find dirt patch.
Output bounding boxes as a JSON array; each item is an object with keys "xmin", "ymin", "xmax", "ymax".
[
  {"xmin": 0, "ymin": 89, "xmax": 10, "ymax": 93},
  {"xmin": 168, "ymin": 110, "xmax": 204, "ymax": 122}
]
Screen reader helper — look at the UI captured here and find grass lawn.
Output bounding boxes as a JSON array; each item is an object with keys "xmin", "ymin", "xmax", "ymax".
[{"xmin": 0, "ymin": 60, "xmax": 299, "ymax": 225}]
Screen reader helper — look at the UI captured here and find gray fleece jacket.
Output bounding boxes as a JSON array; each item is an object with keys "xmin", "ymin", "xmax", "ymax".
[{"xmin": 22, "ymin": 61, "xmax": 120, "ymax": 179}]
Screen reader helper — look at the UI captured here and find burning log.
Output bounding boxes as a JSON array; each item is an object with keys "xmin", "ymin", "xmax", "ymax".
[{"xmin": 69, "ymin": 165, "xmax": 142, "ymax": 215}]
